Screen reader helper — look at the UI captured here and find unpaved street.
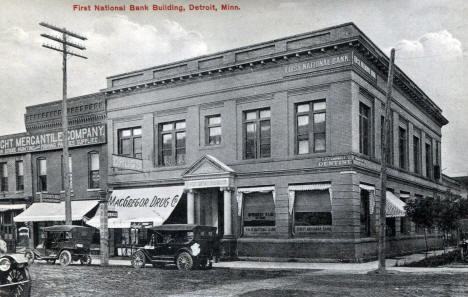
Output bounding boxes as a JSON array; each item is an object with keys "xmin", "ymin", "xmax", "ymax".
[{"xmin": 29, "ymin": 263, "xmax": 468, "ymax": 297}]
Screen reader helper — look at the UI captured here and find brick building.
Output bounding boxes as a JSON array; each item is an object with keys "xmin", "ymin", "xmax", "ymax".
[
  {"xmin": 94, "ymin": 22, "xmax": 455, "ymax": 261},
  {"xmin": 13, "ymin": 93, "xmax": 108, "ymax": 247}
]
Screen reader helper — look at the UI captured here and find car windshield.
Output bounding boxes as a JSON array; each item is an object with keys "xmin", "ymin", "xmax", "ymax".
[{"xmin": 161, "ymin": 231, "xmax": 193, "ymax": 244}]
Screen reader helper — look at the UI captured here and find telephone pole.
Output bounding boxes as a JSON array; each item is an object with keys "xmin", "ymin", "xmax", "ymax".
[
  {"xmin": 377, "ymin": 48, "xmax": 396, "ymax": 272},
  {"xmin": 39, "ymin": 23, "xmax": 87, "ymax": 225}
]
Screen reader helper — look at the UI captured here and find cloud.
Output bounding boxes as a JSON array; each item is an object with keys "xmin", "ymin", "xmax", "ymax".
[
  {"xmin": 0, "ymin": 15, "xmax": 208, "ymax": 134},
  {"xmin": 394, "ymin": 30, "xmax": 463, "ymax": 59}
]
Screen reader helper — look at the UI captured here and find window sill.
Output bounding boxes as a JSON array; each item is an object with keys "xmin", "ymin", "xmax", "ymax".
[
  {"xmin": 87, "ymin": 188, "xmax": 101, "ymax": 192},
  {"xmin": 200, "ymin": 144, "xmax": 225, "ymax": 150}
]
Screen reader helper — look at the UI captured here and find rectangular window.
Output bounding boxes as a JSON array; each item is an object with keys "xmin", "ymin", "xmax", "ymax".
[
  {"xmin": 159, "ymin": 121, "xmax": 186, "ymax": 166},
  {"xmin": 400, "ymin": 196, "xmax": 410, "ymax": 235},
  {"xmin": 413, "ymin": 136, "xmax": 421, "ymax": 174},
  {"xmin": 295, "ymin": 101, "xmax": 326, "ymax": 155},
  {"xmin": 118, "ymin": 127, "xmax": 142, "ymax": 159},
  {"xmin": 205, "ymin": 115, "xmax": 222, "ymax": 145},
  {"xmin": 293, "ymin": 190, "xmax": 332, "ymax": 235},
  {"xmin": 37, "ymin": 158, "xmax": 47, "ymax": 192},
  {"xmin": 386, "ymin": 218, "xmax": 396, "ymax": 237},
  {"xmin": 425, "ymin": 139, "xmax": 432, "ymax": 179},
  {"xmin": 244, "ymin": 108, "xmax": 271, "ymax": 159},
  {"xmin": 0, "ymin": 163, "xmax": 7, "ymax": 192},
  {"xmin": 360, "ymin": 190, "xmax": 371, "ymax": 237},
  {"xmin": 399, "ymin": 127, "xmax": 407, "ymax": 169},
  {"xmin": 89, "ymin": 152, "xmax": 100, "ymax": 189},
  {"xmin": 359, "ymin": 103, "xmax": 371, "ymax": 156},
  {"xmin": 242, "ymin": 192, "xmax": 275, "ymax": 237},
  {"xmin": 15, "ymin": 161, "xmax": 24, "ymax": 191}
]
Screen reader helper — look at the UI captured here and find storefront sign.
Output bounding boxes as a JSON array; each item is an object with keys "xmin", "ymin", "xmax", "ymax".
[
  {"xmin": 318, "ymin": 155, "xmax": 353, "ymax": 167},
  {"xmin": 108, "ymin": 210, "xmax": 118, "ymax": 218},
  {"xmin": 353, "ymin": 54, "xmax": 377, "ymax": 81},
  {"xmin": 284, "ymin": 53, "xmax": 352, "ymax": 76},
  {"xmin": 39, "ymin": 192, "xmax": 62, "ymax": 203},
  {"xmin": 112, "ymin": 154, "xmax": 143, "ymax": 171},
  {"xmin": 0, "ymin": 124, "xmax": 106, "ymax": 156},
  {"xmin": 185, "ymin": 178, "xmax": 229, "ymax": 189},
  {"xmin": 295, "ymin": 225, "xmax": 332, "ymax": 234},
  {"xmin": 243, "ymin": 226, "xmax": 276, "ymax": 235},
  {"xmin": 130, "ymin": 222, "xmax": 153, "ymax": 229}
]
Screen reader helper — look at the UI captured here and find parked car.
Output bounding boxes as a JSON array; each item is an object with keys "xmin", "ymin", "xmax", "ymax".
[
  {"xmin": 0, "ymin": 240, "xmax": 31, "ymax": 297},
  {"xmin": 25, "ymin": 225, "xmax": 94, "ymax": 267},
  {"xmin": 131, "ymin": 224, "xmax": 219, "ymax": 270}
]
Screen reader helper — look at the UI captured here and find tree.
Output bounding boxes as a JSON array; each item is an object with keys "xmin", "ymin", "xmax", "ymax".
[
  {"xmin": 405, "ymin": 197, "xmax": 436, "ymax": 254},
  {"xmin": 434, "ymin": 193, "xmax": 460, "ymax": 250}
]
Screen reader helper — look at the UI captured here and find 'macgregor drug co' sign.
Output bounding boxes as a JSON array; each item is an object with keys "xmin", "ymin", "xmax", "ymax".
[{"xmin": 0, "ymin": 124, "xmax": 106, "ymax": 156}]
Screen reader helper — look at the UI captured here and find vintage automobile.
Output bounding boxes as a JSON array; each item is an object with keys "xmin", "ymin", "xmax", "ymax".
[
  {"xmin": 0, "ymin": 240, "xmax": 32, "ymax": 297},
  {"xmin": 131, "ymin": 224, "xmax": 219, "ymax": 270},
  {"xmin": 25, "ymin": 225, "xmax": 94, "ymax": 267}
]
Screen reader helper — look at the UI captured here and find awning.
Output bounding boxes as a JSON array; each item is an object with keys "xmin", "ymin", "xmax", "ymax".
[
  {"xmin": 386, "ymin": 191, "xmax": 406, "ymax": 218},
  {"xmin": 236, "ymin": 186, "xmax": 276, "ymax": 216},
  {"xmin": 0, "ymin": 204, "xmax": 27, "ymax": 212},
  {"xmin": 86, "ymin": 185, "xmax": 184, "ymax": 229},
  {"xmin": 288, "ymin": 184, "xmax": 332, "ymax": 215},
  {"xmin": 13, "ymin": 200, "xmax": 99, "ymax": 222}
]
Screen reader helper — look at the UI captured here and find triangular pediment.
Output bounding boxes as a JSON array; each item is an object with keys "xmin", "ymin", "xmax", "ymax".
[{"xmin": 182, "ymin": 155, "xmax": 234, "ymax": 177}]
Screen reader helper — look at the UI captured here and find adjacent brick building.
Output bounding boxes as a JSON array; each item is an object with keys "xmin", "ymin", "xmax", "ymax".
[{"xmin": 100, "ymin": 23, "xmax": 453, "ymax": 261}]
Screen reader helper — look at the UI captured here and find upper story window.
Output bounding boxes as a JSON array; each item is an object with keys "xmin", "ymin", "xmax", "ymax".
[
  {"xmin": 159, "ymin": 120, "xmax": 186, "ymax": 166},
  {"xmin": 399, "ymin": 126, "xmax": 407, "ymax": 169},
  {"xmin": 359, "ymin": 103, "xmax": 371, "ymax": 156},
  {"xmin": 244, "ymin": 108, "xmax": 271, "ymax": 159},
  {"xmin": 296, "ymin": 101, "xmax": 326, "ymax": 155},
  {"xmin": 88, "ymin": 152, "xmax": 100, "ymax": 189},
  {"xmin": 0, "ymin": 163, "xmax": 7, "ymax": 192},
  {"xmin": 118, "ymin": 127, "xmax": 142, "ymax": 159},
  {"xmin": 413, "ymin": 135, "xmax": 421, "ymax": 174},
  {"xmin": 425, "ymin": 137, "xmax": 433, "ymax": 179},
  {"xmin": 15, "ymin": 160, "xmax": 24, "ymax": 191},
  {"xmin": 37, "ymin": 158, "xmax": 47, "ymax": 192},
  {"xmin": 205, "ymin": 115, "xmax": 222, "ymax": 145}
]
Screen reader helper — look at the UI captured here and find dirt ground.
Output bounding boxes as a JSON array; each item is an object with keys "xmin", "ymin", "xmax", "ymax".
[{"xmin": 28, "ymin": 263, "xmax": 468, "ymax": 297}]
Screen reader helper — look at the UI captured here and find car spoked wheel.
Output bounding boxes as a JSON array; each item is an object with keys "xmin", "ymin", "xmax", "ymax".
[
  {"xmin": 176, "ymin": 252, "xmax": 194, "ymax": 271},
  {"xmin": 131, "ymin": 251, "xmax": 146, "ymax": 269},
  {"xmin": 5, "ymin": 267, "xmax": 31, "ymax": 297},
  {"xmin": 59, "ymin": 250, "xmax": 72, "ymax": 267},
  {"xmin": 80, "ymin": 255, "xmax": 92, "ymax": 265},
  {"xmin": 24, "ymin": 251, "xmax": 34, "ymax": 265}
]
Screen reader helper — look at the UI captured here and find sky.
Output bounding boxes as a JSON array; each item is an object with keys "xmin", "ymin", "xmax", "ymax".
[{"xmin": 0, "ymin": 0, "xmax": 467, "ymax": 175}]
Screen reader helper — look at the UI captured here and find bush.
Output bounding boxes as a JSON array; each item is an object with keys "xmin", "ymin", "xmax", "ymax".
[{"xmin": 403, "ymin": 250, "xmax": 460, "ymax": 267}]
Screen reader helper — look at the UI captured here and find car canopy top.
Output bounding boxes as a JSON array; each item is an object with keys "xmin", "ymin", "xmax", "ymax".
[{"xmin": 150, "ymin": 224, "xmax": 217, "ymax": 232}]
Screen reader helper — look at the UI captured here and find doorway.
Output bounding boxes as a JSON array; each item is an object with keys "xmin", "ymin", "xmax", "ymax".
[{"xmin": 195, "ymin": 188, "xmax": 224, "ymax": 235}]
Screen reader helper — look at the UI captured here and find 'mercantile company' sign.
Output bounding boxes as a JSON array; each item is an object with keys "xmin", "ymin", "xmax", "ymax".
[{"xmin": 0, "ymin": 124, "xmax": 106, "ymax": 156}]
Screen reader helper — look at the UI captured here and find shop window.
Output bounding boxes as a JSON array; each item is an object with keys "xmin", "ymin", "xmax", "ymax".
[
  {"xmin": 295, "ymin": 101, "xmax": 326, "ymax": 154},
  {"xmin": 0, "ymin": 163, "xmax": 7, "ymax": 192},
  {"xmin": 359, "ymin": 103, "xmax": 371, "ymax": 156},
  {"xmin": 205, "ymin": 115, "xmax": 222, "ymax": 145},
  {"xmin": 425, "ymin": 138, "xmax": 432, "ymax": 179},
  {"xmin": 15, "ymin": 160, "xmax": 24, "ymax": 191},
  {"xmin": 360, "ymin": 190, "xmax": 371, "ymax": 237},
  {"xmin": 242, "ymin": 192, "xmax": 275, "ymax": 236},
  {"xmin": 118, "ymin": 127, "xmax": 142, "ymax": 159},
  {"xmin": 88, "ymin": 152, "xmax": 100, "ymax": 189},
  {"xmin": 413, "ymin": 136, "xmax": 421, "ymax": 174},
  {"xmin": 243, "ymin": 108, "xmax": 271, "ymax": 159},
  {"xmin": 293, "ymin": 190, "xmax": 332, "ymax": 235},
  {"xmin": 159, "ymin": 120, "xmax": 186, "ymax": 166},
  {"xmin": 37, "ymin": 158, "xmax": 47, "ymax": 192},
  {"xmin": 399, "ymin": 126, "xmax": 407, "ymax": 169},
  {"xmin": 386, "ymin": 218, "xmax": 396, "ymax": 237}
]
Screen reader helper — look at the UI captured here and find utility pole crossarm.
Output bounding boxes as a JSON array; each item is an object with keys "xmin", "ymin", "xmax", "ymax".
[
  {"xmin": 39, "ymin": 22, "xmax": 87, "ymax": 40},
  {"xmin": 40, "ymin": 33, "xmax": 86, "ymax": 50},
  {"xmin": 41, "ymin": 44, "xmax": 88, "ymax": 59}
]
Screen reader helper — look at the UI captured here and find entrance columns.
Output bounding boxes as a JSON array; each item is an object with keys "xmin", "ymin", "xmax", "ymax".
[
  {"xmin": 221, "ymin": 187, "xmax": 233, "ymax": 237},
  {"xmin": 187, "ymin": 189, "xmax": 195, "ymax": 224}
]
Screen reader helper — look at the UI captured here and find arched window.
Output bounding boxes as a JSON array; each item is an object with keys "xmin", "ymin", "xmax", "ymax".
[{"xmin": 88, "ymin": 152, "xmax": 100, "ymax": 189}]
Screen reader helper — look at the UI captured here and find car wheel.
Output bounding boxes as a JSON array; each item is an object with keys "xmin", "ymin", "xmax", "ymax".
[
  {"xmin": 4, "ymin": 266, "xmax": 31, "ymax": 297},
  {"xmin": 176, "ymin": 252, "xmax": 194, "ymax": 271},
  {"xmin": 131, "ymin": 251, "xmax": 146, "ymax": 269},
  {"xmin": 80, "ymin": 255, "xmax": 92, "ymax": 265},
  {"xmin": 24, "ymin": 251, "xmax": 34, "ymax": 265},
  {"xmin": 59, "ymin": 250, "xmax": 72, "ymax": 267}
]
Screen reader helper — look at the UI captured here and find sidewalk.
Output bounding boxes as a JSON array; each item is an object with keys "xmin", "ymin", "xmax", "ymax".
[{"xmin": 91, "ymin": 248, "xmax": 468, "ymax": 274}]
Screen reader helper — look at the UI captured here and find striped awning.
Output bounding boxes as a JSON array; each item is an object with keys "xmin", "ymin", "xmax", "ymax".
[
  {"xmin": 289, "ymin": 183, "xmax": 331, "ymax": 191},
  {"xmin": 386, "ymin": 191, "xmax": 406, "ymax": 218}
]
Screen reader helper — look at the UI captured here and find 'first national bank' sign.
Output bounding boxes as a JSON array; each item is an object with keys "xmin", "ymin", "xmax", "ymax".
[{"xmin": 0, "ymin": 124, "xmax": 106, "ymax": 156}]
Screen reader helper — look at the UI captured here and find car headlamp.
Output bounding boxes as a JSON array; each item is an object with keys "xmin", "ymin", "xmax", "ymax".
[
  {"xmin": 75, "ymin": 244, "xmax": 83, "ymax": 248},
  {"xmin": 0, "ymin": 258, "xmax": 11, "ymax": 271}
]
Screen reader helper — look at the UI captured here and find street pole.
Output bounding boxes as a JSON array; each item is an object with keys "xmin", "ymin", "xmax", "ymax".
[
  {"xmin": 39, "ymin": 23, "xmax": 87, "ymax": 225},
  {"xmin": 99, "ymin": 190, "xmax": 110, "ymax": 266},
  {"xmin": 377, "ymin": 48, "xmax": 396, "ymax": 272}
]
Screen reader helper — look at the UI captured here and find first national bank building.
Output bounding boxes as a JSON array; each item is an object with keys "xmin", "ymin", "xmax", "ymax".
[{"xmin": 101, "ymin": 23, "xmax": 450, "ymax": 261}]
